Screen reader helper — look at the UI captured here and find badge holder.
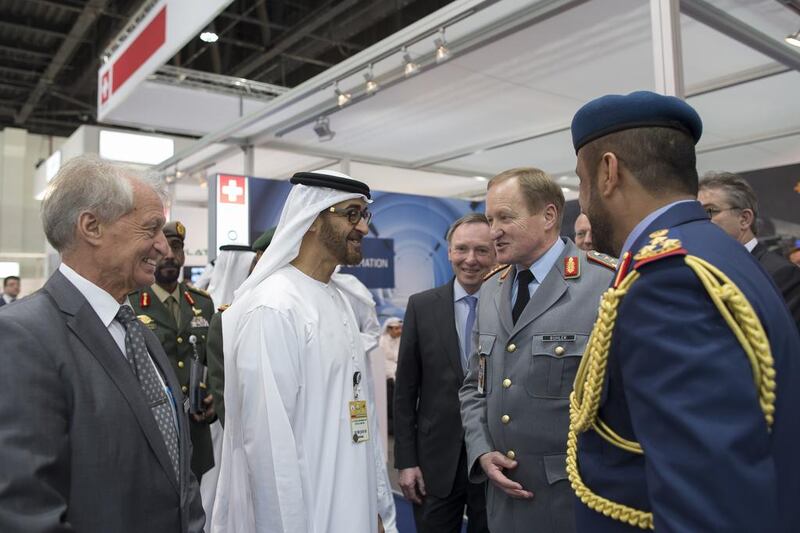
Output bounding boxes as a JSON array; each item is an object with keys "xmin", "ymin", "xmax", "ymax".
[
  {"xmin": 349, "ymin": 371, "xmax": 369, "ymax": 443},
  {"xmin": 188, "ymin": 334, "xmax": 208, "ymax": 415}
]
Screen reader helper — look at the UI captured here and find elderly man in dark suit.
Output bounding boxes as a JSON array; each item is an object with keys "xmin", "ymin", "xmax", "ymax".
[
  {"xmin": 0, "ymin": 155, "xmax": 205, "ymax": 533},
  {"xmin": 698, "ymin": 171, "xmax": 800, "ymax": 329},
  {"xmin": 394, "ymin": 213, "xmax": 495, "ymax": 533}
]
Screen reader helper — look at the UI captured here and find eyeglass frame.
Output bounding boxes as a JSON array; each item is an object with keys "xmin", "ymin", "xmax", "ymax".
[{"xmin": 327, "ymin": 206, "xmax": 373, "ymax": 225}]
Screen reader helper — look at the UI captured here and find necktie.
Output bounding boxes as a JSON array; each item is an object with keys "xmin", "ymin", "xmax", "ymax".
[
  {"xmin": 166, "ymin": 295, "xmax": 181, "ymax": 327},
  {"xmin": 512, "ymin": 269, "xmax": 534, "ymax": 324},
  {"xmin": 115, "ymin": 305, "xmax": 180, "ymax": 479},
  {"xmin": 463, "ymin": 295, "xmax": 478, "ymax": 372}
]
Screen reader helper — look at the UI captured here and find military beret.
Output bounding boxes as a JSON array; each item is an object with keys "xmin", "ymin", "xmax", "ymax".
[
  {"xmin": 252, "ymin": 227, "xmax": 276, "ymax": 252},
  {"xmin": 571, "ymin": 90, "xmax": 703, "ymax": 153},
  {"xmin": 163, "ymin": 221, "xmax": 186, "ymax": 241}
]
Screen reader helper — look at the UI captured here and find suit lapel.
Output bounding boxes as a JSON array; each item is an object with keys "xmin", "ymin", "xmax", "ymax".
[
  {"xmin": 511, "ymin": 244, "xmax": 571, "ymax": 336},
  {"xmin": 435, "ymin": 280, "xmax": 465, "ymax": 378},
  {"xmin": 46, "ymin": 272, "xmax": 181, "ymax": 493}
]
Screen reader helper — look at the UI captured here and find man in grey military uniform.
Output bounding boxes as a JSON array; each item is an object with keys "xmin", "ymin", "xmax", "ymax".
[
  {"xmin": 459, "ymin": 167, "xmax": 615, "ymax": 533},
  {"xmin": 129, "ymin": 221, "xmax": 217, "ymax": 481}
]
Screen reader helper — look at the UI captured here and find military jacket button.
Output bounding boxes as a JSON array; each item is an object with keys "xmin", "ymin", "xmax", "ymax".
[
  {"xmin": 502, "ymin": 378, "xmax": 512, "ymax": 388},
  {"xmin": 501, "ymin": 414, "xmax": 510, "ymax": 424},
  {"xmin": 506, "ymin": 450, "xmax": 516, "ymax": 460},
  {"xmin": 178, "ymin": 361, "xmax": 184, "ymax": 368},
  {"xmin": 181, "ymin": 385, "xmax": 188, "ymax": 393},
  {"xmin": 507, "ymin": 343, "xmax": 516, "ymax": 353},
  {"xmin": 555, "ymin": 346, "xmax": 565, "ymax": 356},
  {"xmin": 177, "ymin": 337, "xmax": 183, "ymax": 344}
]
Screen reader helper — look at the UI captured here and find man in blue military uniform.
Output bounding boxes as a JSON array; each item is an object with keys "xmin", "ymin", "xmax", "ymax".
[
  {"xmin": 567, "ymin": 91, "xmax": 800, "ymax": 531},
  {"xmin": 129, "ymin": 221, "xmax": 217, "ymax": 481}
]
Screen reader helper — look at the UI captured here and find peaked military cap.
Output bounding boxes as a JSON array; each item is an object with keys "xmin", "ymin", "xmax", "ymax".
[{"xmin": 163, "ymin": 221, "xmax": 186, "ymax": 241}]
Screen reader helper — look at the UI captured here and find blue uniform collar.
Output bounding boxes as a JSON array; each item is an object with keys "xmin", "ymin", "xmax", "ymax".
[{"xmin": 620, "ymin": 200, "xmax": 702, "ymax": 258}]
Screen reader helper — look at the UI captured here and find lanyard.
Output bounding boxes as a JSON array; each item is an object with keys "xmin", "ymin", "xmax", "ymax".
[{"xmin": 352, "ymin": 371, "xmax": 362, "ymax": 401}]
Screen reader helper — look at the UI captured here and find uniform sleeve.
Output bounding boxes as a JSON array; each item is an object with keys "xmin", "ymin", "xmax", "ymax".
[
  {"xmin": 206, "ymin": 313, "xmax": 225, "ymax": 426},
  {"xmin": 0, "ymin": 315, "xmax": 73, "ymax": 533},
  {"xmin": 458, "ymin": 307, "xmax": 493, "ymax": 483},
  {"xmin": 615, "ymin": 262, "xmax": 779, "ymax": 532},
  {"xmin": 231, "ymin": 306, "xmax": 309, "ymax": 532},
  {"xmin": 392, "ymin": 297, "xmax": 421, "ymax": 469}
]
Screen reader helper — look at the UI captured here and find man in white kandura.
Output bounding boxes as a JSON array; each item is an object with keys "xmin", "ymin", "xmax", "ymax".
[{"xmin": 211, "ymin": 170, "xmax": 396, "ymax": 533}]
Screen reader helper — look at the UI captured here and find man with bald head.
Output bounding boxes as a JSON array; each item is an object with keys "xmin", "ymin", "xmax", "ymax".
[{"xmin": 0, "ymin": 155, "xmax": 204, "ymax": 533}]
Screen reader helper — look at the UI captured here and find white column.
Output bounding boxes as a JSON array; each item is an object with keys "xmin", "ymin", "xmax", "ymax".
[{"xmin": 650, "ymin": 0, "xmax": 685, "ymax": 98}]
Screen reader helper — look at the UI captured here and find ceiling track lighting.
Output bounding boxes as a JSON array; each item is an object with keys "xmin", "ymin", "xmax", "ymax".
[
  {"xmin": 786, "ymin": 29, "xmax": 800, "ymax": 48},
  {"xmin": 364, "ymin": 64, "xmax": 379, "ymax": 95},
  {"xmin": 200, "ymin": 31, "xmax": 218, "ymax": 43},
  {"xmin": 334, "ymin": 81, "xmax": 352, "ymax": 107},
  {"xmin": 314, "ymin": 116, "xmax": 335, "ymax": 142},
  {"xmin": 402, "ymin": 46, "xmax": 419, "ymax": 77},
  {"xmin": 434, "ymin": 28, "xmax": 451, "ymax": 63}
]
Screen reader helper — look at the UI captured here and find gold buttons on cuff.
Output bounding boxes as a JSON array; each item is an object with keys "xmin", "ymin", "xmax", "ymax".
[
  {"xmin": 507, "ymin": 343, "xmax": 516, "ymax": 353},
  {"xmin": 177, "ymin": 337, "xmax": 183, "ymax": 344},
  {"xmin": 555, "ymin": 346, "xmax": 565, "ymax": 356},
  {"xmin": 178, "ymin": 361, "xmax": 184, "ymax": 368},
  {"xmin": 181, "ymin": 385, "xmax": 188, "ymax": 393},
  {"xmin": 502, "ymin": 378, "xmax": 512, "ymax": 388},
  {"xmin": 501, "ymin": 415, "xmax": 510, "ymax": 424},
  {"xmin": 506, "ymin": 450, "xmax": 516, "ymax": 460}
]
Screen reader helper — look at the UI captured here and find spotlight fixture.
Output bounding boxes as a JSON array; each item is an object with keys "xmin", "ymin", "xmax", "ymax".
[
  {"xmin": 200, "ymin": 31, "xmax": 219, "ymax": 43},
  {"xmin": 334, "ymin": 82, "xmax": 352, "ymax": 107},
  {"xmin": 314, "ymin": 116, "xmax": 335, "ymax": 142},
  {"xmin": 787, "ymin": 29, "xmax": 800, "ymax": 48},
  {"xmin": 364, "ymin": 65, "xmax": 379, "ymax": 95},
  {"xmin": 402, "ymin": 47, "xmax": 419, "ymax": 77},
  {"xmin": 434, "ymin": 28, "xmax": 451, "ymax": 63}
]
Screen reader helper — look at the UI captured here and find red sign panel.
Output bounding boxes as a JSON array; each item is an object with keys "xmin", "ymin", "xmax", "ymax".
[
  {"xmin": 219, "ymin": 175, "xmax": 246, "ymax": 204},
  {"xmin": 111, "ymin": 6, "xmax": 167, "ymax": 93}
]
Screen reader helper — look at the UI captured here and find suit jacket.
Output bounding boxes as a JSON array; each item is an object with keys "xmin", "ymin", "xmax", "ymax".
[
  {"xmin": 0, "ymin": 271, "xmax": 205, "ymax": 533},
  {"xmin": 751, "ymin": 242, "xmax": 800, "ymax": 329},
  {"xmin": 394, "ymin": 279, "xmax": 474, "ymax": 498},
  {"xmin": 460, "ymin": 239, "xmax": 614, "ymax": 533},
  {"xmin": 575, "ymin": 202, "xmax": 800, "ymax": 532},
  {"xmin": 128, "ymin": 283, "xmax": 216, "ymax": 478}
]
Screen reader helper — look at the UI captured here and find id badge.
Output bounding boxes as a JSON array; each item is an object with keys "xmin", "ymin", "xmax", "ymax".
[
  {"xmin": 477, "ymin": 354, "xmax": 486, "ymax": 395},
  {"xmin": 349, "ymin": 400, "xmax": 370, "ymax": 443}
]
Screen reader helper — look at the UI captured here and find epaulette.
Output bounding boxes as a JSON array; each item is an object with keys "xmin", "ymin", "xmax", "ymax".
[
  {"xmin": 187, "ymin": 285, "xmax": 211, "ymax": 299},
  {"xmin": 586, "ymin": 250, "xmax": 619, "ymax": 271},
  {"xmin": 484, "ymin": 264, "xmax": 511, "ymax": 281},
  {"xmin": 218, "ymin": 304, "xmax": 230, "ymax": 313},
  {"xmin": 632, "ymin": 229, "xmax": 687, "ymax": 270}
]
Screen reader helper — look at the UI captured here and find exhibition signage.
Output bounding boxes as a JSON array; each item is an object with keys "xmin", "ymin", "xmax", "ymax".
[
  {"xmin": 98, "ymin": 0, "xmax": 233, "ymax": 120},
  {"xmin": 340, "ymin": 238, "xmax": 396, "ymax": 289},
  {"xmin": 215, "ymin": 174, "xmax": 250, "ymax": 249}
]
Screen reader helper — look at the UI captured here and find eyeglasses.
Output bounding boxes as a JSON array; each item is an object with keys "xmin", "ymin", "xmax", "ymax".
[
  {"xmin": 327, "ymin": 206, "xmax": 372, "ymax": 225},
  {"xmin": 704, "ymin": 206, "xmax": 739, "ymax": 218}
]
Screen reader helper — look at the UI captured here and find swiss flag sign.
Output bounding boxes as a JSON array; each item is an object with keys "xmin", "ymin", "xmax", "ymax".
[
  {"xmin": 219, "ymin": 175, "xmax": 246, "ymax": 204},
  {"xmin": 100, "ymin": 71, "xmax": 111, "ymax": 104}
]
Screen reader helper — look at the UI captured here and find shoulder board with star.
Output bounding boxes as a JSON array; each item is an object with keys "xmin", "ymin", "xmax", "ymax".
[
  {"xmin": 217, "ymin": 304, "xmax": 231, "ymax": 313},
  {"xmin": 483, "ymin": 264, "xmax": 512, "ymax": 281},
  {"xmin": 586, "ymin": 250, "xmax": 619, "ymax": 271},
  {"xmin": 632, "ymin": 228, "xmax": 687, "ymax": 270},
  {"xmin": 187, "ymin": 285, "xmax": 211, "ymax": 299}
]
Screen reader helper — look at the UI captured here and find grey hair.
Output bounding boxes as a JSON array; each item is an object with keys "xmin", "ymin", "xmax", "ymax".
[
  {"xmin": 699, "ymin": 171, "xmax": 759, "ymax": 235},
  {"xmin": 446, "ymin": 212, "xmax": 489, "ymax": 244},
  {"xmin": 41, "ymin": 154, "xmax": 168, "ymax": 252}
]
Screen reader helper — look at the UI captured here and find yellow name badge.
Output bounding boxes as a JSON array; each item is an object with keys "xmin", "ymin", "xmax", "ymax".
[{"xmin": 349, "ymin": 400, "xmax": 370, "ymax": 443}]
